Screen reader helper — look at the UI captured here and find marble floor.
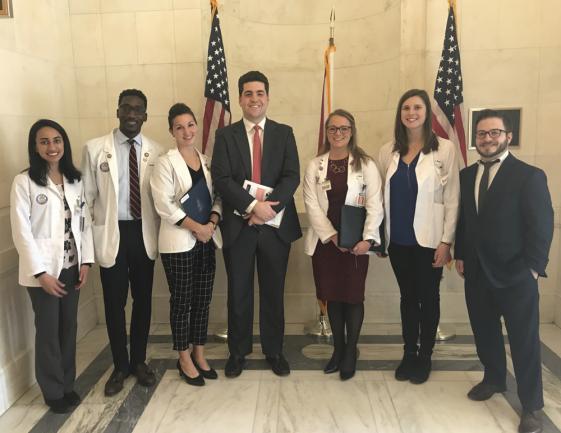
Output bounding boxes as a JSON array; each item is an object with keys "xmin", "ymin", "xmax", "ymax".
[{"xmin": 2, "ymin": 323, "xmax": 561, "ymax": 433}]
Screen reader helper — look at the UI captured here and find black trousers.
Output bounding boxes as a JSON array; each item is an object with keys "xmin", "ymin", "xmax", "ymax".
[
  {"xmin": 100, "ymin": 220, "xmax": 155, "ymax": 373},
  {"xmin": 223, "ymin": 224, "xmax": 290, "ymax": 358},
  {"xmin": 388, "ymin": 243, "xmax": 443, "ymax": 356},
  {"xmin": 161, "ymin": 241, "xmax": 216, "ymax": 350},
  {"xmin": 28, "ymin": 265, "xmax": 80, "ymax": 401},
  {"xmin": 465, "ymin": 262, "xmax": 543, "ymax": 411}
]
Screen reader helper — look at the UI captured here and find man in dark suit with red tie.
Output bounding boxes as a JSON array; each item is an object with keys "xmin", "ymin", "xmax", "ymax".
[
  {"xmin": 211, "ymin": 71, "xmax": 302, "ymax": 378},
  {"xmin": 455, "ymin": 109, "xmax": 554, "ymax": 433}
]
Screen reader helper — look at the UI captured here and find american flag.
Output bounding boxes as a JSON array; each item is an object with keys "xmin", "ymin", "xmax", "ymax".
[
  {"xmin": 432, "ymin": 3, "xmax": 467, "ymax": 165},
  {"xmin": 202, "ymin": 1, "xmax": 231, "ymax": 156}
]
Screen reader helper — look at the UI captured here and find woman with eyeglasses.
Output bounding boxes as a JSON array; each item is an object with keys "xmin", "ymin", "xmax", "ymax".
[
  {"xmin": 150, "ymin": 103, "xmax": 222, "ymax": 387},
  {"xmin": 10, "ymin": 119, "xmax": 94, "ymax": 413},
  {"xmin": 303, "ymin": 109, "xmax": 384, "ymax": 380},
  {"xmin": 378, "ymin": 89, "xmax": 460, "ymax": 384}
]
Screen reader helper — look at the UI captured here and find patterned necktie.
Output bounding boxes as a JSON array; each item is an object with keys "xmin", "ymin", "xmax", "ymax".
[
  {"xmin": 252, "ymin": 125, "xmax": 262, "ymax": 184},
  {"xmin": 128, "ymin": 138, "xmax": 141, "ymax": 219},
  {"xmin": 477, "ymin": 159, "xmax": 499, "ymax": 213}
]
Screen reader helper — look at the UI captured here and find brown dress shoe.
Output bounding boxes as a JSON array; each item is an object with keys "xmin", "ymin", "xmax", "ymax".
[{"xmin": 518, "ymin": 411, "xmax": 542, "ymax": 433}]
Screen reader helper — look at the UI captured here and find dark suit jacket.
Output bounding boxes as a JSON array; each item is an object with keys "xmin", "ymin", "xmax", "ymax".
[
  {"xmin": 211, "ymin": 119, "xmax": 302, "ymax": 248},
  {"xmin": 455, "ymin": 153, "xmax": 553, "ymax": 288}
]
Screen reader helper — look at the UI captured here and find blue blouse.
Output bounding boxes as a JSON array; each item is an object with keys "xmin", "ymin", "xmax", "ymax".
[{"xmin": 390, "ymin": 154, "xmax": 419, "ymax": 246}]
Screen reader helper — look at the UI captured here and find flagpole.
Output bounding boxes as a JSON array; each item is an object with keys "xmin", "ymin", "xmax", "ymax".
[{"xmin": 305, "ymin": 6, "xmax": 336, "ymax": 339}]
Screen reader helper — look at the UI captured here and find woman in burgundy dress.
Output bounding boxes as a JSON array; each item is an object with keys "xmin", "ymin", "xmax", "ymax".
[{"xmin": 303, "ymin": 109, "xmax": 384, "ymax": 380}]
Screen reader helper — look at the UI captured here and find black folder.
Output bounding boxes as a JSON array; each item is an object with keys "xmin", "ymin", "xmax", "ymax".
[
  {"xmin": 179, "ymin": 178, "xmax": 212, "ymax": 224},
  {"xmin": 339, "ymin": 205, "xmax": 386, "ymax": 255}
]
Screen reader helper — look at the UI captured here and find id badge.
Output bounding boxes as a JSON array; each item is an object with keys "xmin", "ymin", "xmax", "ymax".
[
  {"xmin": 321, "ymin": 180, "xmax": 332, "ymax": 191},
  {"xmin": 356, "ymin": 184, "xmax": 366, "ymax": 207}
]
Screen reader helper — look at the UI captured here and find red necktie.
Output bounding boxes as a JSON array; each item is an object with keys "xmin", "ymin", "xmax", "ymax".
[
  {"xmin": 128, "ymin": 138, "xmax": 141, "ymax": 219},
  {"xmin": 252, "ymin": 125, "xmax": 262, "ymax": 184}
]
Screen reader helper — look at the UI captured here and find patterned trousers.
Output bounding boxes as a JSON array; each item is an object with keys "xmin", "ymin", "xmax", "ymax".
[{"xmin": 161, "ymin": 241, "xmax": 216, "ymax": 350}]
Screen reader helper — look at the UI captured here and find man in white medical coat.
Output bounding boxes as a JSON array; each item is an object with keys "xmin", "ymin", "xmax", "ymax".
[{"xmin": 82, "ymin": 89, "xmax": 163, "ymax": 396}]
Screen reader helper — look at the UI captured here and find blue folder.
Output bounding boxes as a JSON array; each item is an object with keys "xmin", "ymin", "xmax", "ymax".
[{"xmin": 179, "ymin": 178, "xmax": 212, "ymax": 224}]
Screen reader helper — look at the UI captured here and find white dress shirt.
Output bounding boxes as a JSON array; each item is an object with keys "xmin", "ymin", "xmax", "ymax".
[{"xmin": 474, "ymin": 149, "xmax": 509, "ymax": 213}]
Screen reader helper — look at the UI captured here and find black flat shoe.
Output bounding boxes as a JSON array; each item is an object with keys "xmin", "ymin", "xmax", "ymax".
[
  {"xmin": 176, "ymin": 360, "xmax": 205, "ymax": 387},
  {"xmin": 339, "ymin": 347, "xmax": 358, "ymax": 381},
  {"xmin": 266, "ymin": 354, "xmax": 290, "ymax": 377},
  {"xmin": 104, "ymin": 370, "xmax": 129, "ymax": 397},
  {"xmin": 225, "ymin": 355, "xmax": 245, "ymax": 378},
  {"xmin": 191, "ymin": 353, "xmax": 218, "ymax": 380},
  {"xmin": 410, "ymin": 356, "xmax": 432, "ymax": 384},
  {"xmin": 395, "ymin": 352, "xmax": 418, "ymax": 381},
  {"xmin": 467, "ymin": 381, "xmax": 506, "ymax": 401},
  {"xmin": 323, "ymin": 353, "xmax": 340, "ymax": 374}
]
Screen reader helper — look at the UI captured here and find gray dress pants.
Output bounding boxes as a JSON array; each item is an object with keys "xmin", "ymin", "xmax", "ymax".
[{"xmin": 27, "ymin": 265, "xmax": 79, "ymax": 401}]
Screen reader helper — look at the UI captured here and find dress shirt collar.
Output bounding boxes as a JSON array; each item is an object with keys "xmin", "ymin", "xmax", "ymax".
[
  {"xmin": 478, "ymin": 149, "xmax": 509, "ymax": 165},
  {"xmin": 242, "ymin": 117, "xmax": 266, "ymax": 133},
  {"xmin": 114, "ymin": 128, "xmax": 142, "ymax": 147}
]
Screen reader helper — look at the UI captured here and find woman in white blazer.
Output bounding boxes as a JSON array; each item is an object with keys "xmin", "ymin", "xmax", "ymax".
[
  {"xmin": 303, "ymin": 109, "xmax": 384, "ymax": 380},
  {"xmin": 151, "ymin": 103, "xmax": 222, "ymax": 387},
  {"xmin": 378, "ymin": 89, "xmax": 460, "ymax": 384},
  {"xmin": 10, "ymin": 119, "xmax": 94, "ymax": 414}
]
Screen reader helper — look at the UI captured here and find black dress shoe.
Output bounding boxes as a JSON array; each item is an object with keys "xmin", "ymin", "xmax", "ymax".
[
  {"xmin": 104, "ymin": 370, "xmax": 129, "ymax": 397},
  {"xmin": 266, "ymin": 354, "xmax": 290, "ymax": 377},
  {"xmin": 467, "ymin": 381, "xmax": 506, "ymax": 401},
  {"xmin": 323, "ymin": 352, "xmax": 340, "ymax": 374},
  {"xmin": 191, "ymin": 353, "xmax": 218, "ymax": 379},
  {"xmin": 225, "ymin": 355, "xmax": 246, "ymax": 378},
  {"xmin": 519, "ymin": 410, "xmax": 543, "ymax": 433},
  {"xmin": 131, "ymin": 363, "xmax": 156, "ymax": 387},
  {"xmin": 63, "ymin": 391, "xmax": 81, "ymax": 406},
  {"xmin": 409, "ymin": 356, "xmax": 431, "ymax": 384},
  {"xmin": 45, "ymin": 397, "xmax": 72, "ymax": 414},
  {"xmin": 176, "ymin": 360, "xmax": 205, "ymax": 386}
]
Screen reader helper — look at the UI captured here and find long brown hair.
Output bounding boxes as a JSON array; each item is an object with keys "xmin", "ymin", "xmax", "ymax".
[
  {"xmin": 393, "ymin": 89, "xmax": 439, "ymax": 155},
  {"xmin": 318, "ymin": 108, "xmax": 372, "ymax": 170}
]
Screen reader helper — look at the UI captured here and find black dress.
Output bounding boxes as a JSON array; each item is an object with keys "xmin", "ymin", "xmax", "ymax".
[{"xmin": 311, "ymin": 158, "xmax": 369, "ymax": 304}]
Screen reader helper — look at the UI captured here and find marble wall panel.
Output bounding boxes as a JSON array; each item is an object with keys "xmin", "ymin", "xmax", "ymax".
[
  {"xmin": 71, "ymin": 14, "xmax": 105, "ymax": 67},
  {"xmin": 101, "ymin": 13, "xmax": 138, "ymax": 66},
  {"xmin": 174, "ymin": 9, "xmax": 203, "ymax": 63},
  {"xmin": 137, "ymin": 11, "xmax": 175, "ymax": 65}
]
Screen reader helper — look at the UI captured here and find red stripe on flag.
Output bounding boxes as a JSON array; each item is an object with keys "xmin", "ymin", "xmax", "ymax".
[
  {"xmin": 453, "ymin": 105, "xmax": 467, "ymax": 164},
  {"xmin": 202, "ymin": 99, "xmax": 216, "ymax": 155}
]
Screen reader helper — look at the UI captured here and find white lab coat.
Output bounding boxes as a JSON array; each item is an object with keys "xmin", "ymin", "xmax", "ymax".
[
  {"xmin": 377, "ymin": 137, "xmax": 460, "ymax": 249},
  {"xmin": 303, "ymin": 153, "xmax": 384, "ymax": 256},
  {"xmin": 150, "ymin": 148, "xmax": 223, "ymax": 253},
  {"xmin": 81, "ymin": 130, "xmax": 164, "ymax": 267},
  {"xmin": 10, "ymin": 172, "xmax": 94, "ymax": 287}
]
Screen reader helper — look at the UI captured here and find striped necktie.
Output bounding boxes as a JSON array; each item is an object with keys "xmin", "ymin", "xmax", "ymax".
[
  {"xmin": 252, "ymin": 124, "xmax": 262, "ymax": 184},
  {"xmin": 128, "ymin": 138, "xmax": 141, "ymax": 219}
]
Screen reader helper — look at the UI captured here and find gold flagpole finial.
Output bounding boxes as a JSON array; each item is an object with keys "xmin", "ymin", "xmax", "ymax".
[
  {"xmin": 210, "ymin": 0, "xmax": 218, "ymax": 15},
  {"xmin": 448, "ymin": 0, "xmax": 456, "ymax": 11}
]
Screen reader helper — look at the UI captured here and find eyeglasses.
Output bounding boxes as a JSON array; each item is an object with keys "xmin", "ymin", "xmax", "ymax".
[
  {"xmin": 118, "ymin": 104, "xmax": 146, "ymax": 115},
  {"xmin": 475, "ymin": 129, "xmax": 508, "ymax": 140},
  {"xmin": 326, "ymin": 126, "xmax": 352, "ymax": 135}
]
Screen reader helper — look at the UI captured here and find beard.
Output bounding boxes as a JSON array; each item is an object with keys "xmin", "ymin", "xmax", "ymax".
[{"xmin": 475, "ymin": 137, "xmax": 509, "ymax": 160}]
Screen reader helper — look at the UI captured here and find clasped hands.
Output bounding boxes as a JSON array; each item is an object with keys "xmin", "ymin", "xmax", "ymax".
[
  {"xmin": 329, "ymin": 234, "xmax": 372, "ymax": 256},
  {"xmin": 192, "ymin": 221, "xmax": 216, "ymax": 243},
  {"xmin": 246, "ymin": 200, "xmax": 280, "ymax": 226},
  {"xmin": 38, "ymin": 264, "xmax": 90, "ymax": 297}
]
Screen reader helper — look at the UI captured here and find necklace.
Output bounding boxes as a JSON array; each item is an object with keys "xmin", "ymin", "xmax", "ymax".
[{"xmin": 329, "ymin": 157, "xmax": 347, "ymax": 174}]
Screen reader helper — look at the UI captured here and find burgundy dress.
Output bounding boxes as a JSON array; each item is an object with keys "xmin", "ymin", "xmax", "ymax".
[{"xmin": 311, "ymin": 157, "xmax": 369, "ymax": 304}]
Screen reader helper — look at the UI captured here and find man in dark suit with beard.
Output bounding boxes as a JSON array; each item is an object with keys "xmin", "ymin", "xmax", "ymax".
[
  {"xmin": 455, "ymin": 109, "xmax": 554, "ymax": 433},
  {"xmin": 211, "ymin": 71, "xmax": 302, "ymax": 378}
]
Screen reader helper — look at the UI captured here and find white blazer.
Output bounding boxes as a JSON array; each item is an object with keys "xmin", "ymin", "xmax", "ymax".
[
  {"xmin": 150, "ymin": 148, "xmax": 223, "ymax": 253},
  {"xmin": 303, "ymin": 153, "xmax": 384, "ymax": 256},
  {"xmin": 10, "ymin": 173, "xmax": 94, "ymax": 287},
  {"xmin": 81, "ymin": 130, "xmax": 164, "ymax": 267},
  {"xmin": 377, "ymin": 137, "xmax": 460, "ymax": 249}
]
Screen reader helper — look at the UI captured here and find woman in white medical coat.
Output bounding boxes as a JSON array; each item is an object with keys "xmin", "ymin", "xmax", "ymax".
[
  {"xmin": 378, "ymin": 89, "xmax": 459, "ymax": 384},
  {"xmin": 151, "ymin": 103, "xmax": 222, "ymax": 387},
  {"xmin": 10, "ymin": 119, "xmax": 94, "ymax": 414},
  {"xmin": 303, "ymin": 109, "xmax": 384, "ymax": 381}
]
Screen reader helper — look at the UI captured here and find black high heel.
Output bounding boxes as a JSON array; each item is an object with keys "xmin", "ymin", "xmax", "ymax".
[
  {"xmin": 323, "ymin": 352, "xmax": 340, "ymax": 374},
  {"xmin": 339, "ymin": 347, "xmax": 358, "ymax": 381},
  {"xmin": 191, "ymin": 353, "xmax": 218, "ymax": 379},
  {"xmin": 176, "ymin": 360, "xmax": 205, "ymax": 386}
]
